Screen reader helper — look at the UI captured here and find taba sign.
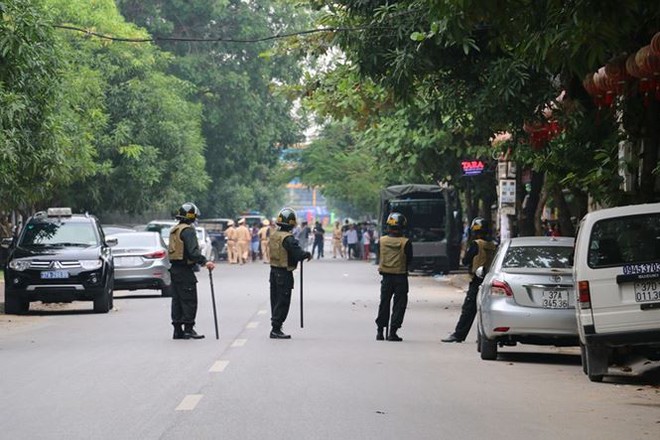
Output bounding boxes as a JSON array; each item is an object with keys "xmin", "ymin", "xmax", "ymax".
[{"xmin": 461, "ymin": 160, "xmax": 486, "ymax": 176}]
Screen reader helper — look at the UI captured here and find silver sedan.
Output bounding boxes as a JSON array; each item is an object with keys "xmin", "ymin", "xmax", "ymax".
[
  {"xmin": 476, "ymin": 236, "xmax": 578, "ymax": 360},
  {"xmin": 109, "ymin": 231, "xmax": 172, "ymax": 296}
]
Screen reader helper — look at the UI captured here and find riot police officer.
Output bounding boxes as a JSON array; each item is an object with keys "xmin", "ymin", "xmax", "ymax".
[
  {"xmin": 168, "ymin": 202, "xmax": 215, "ymax": 340},
  {"xmin": 268, "ymin": 207, "xmax": 311, "ymax": 339},
  {"xmin": 376, "ymin": 212, "xmax": 413, "ymax": 342},
  {"xmin": 442, "ymin": 217, "xmax": 497, "ymax": 343}
]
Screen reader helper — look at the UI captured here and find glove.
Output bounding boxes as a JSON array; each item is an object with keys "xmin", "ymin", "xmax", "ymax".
[{"xmin": 304, "ymin": 252, "xmax": 312, "ymax": 261}]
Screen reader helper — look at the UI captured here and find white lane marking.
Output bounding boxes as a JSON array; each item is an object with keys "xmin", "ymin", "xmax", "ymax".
[
  {"xmin": 176, "ymin": 394, "xmax": 203, "ymax": 411},
  {"xmin": 209, "ymin": 360, "xmax": 229, "ymax": 373},
  {"xmin": 231, "ymin": 339, "xmax": 247, "ymax": 347},
  {"xmin": 246, "ymin": 321, "xmax": 259, "ymax": 329},
  {"xmin": 257, "ymin": 310, "xmax": 267, "ymax": 315}
]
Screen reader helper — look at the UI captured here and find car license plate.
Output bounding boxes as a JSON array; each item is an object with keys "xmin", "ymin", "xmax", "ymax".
[
  {"xmin": 634, "ymin": 279, "xmax": 660, "ymax": 303},
  {"xmin": 115, "ymin": 257, "xmax": 141, "ymax": 267},
  {"xmin": 40, "ymin": 270, "xmax": 69, "ymax": 279},
  {"xmin": 542, "ymin": 289, "xmax": 569, "ymax": 308}
]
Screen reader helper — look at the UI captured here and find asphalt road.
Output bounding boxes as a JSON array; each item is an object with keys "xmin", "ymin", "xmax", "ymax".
[{"xmin": 0, "ymin": 259, "xmax": 659, "ymax": 440}]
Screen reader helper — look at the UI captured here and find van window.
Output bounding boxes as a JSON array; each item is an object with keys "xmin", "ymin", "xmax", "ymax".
[{"xmin": 588, "ymin": 213, "xmax": 660, "ymax": 268}]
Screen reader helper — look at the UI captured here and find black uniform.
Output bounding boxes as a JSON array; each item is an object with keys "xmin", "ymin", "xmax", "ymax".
[
  {"xmin": 169, "ymin": 222, "xmax": 208, "ymax": 338},
  {"xmin": 269, "ymin": 227, "xmax": 310, "ymax": 337},
  {"xmin": 443, "ymin": 234, "xmax": 497, "ymax": 342},
  {"xmin": 375, "ymin": 233, "xmax": 413, "ymax": 340}
]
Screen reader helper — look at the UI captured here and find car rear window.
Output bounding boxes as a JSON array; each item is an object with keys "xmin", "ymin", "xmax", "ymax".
[
  {"xmin": 115, "ymin": 234, "xmax": 157, "ymax": 247},
  {"xmin": 21, "ymin": 220, "xmax": 99, "ymax": 246},
  {"xmin": 502, "ymin": 246, "xmax": 573, "ymax": 269},
  {"xmin": 588, "ymin": 213, "xmax": 660, "ymax": 268}
]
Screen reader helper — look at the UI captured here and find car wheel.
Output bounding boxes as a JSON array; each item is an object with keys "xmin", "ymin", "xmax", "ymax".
[
  {"xmin": 4, "ymin": 292, "xmax": 29, "ymax": 315},
  {"xmin": 480, "ymin": 334, "xmax": 498, "ymax": 360},
  {"xmin": 93, "ymin": 280, "xmax": 112, "ymax": 314},
  {"xmin": 161, "ymin": 284, "xmax": 173, "ymax": 297},
  {"xmin": 585, "ymin": 343, "xmax": 609, "ymax": 382}
]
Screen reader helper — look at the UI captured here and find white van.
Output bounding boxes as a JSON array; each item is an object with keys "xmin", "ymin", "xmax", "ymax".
[{"xmin": 573, "ymin": 202, "xmax": 660, "ymax": 382}]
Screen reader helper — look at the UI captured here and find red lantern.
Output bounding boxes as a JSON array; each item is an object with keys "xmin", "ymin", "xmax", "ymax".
[
  {"xmin": 582, "ymin": 73, "xmax": 599, "ymax": 97},
  {"xmin": 626, "ymin": 52, "xmax": 646, "ymax": 78},
  {"xmin": 651, "ymin": 31, "xmax": 660, "ymax": 55},
  {"xmin": 604, "ymin": 56, "xmax": 629, "ymax": 94},
  {"xmin": 635, "ymin": 45, "xmax": 660, "ymax": 77}
]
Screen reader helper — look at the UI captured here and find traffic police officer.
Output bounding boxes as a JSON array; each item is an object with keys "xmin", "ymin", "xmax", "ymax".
[
  {"xmin": 225, "ymin": 220, "xmax": 237, "ymax": 264},
  {"xmin": 268, "ymin": 207, "xmax": 311, "ymax": 339},
  {"xmin": 258, "ymin": 219, "xmax": 271, "ymax": 263},
  {"xmin": 168, "ymin": 202, "xmax": 215, "ymax": 340},
  {"xmin": 376, "ymin": 212, "xmax": 413, "ymax": 342},
  {"xmin": 442, "ymin": 217, "xmax": 497, "ymax": 343}
]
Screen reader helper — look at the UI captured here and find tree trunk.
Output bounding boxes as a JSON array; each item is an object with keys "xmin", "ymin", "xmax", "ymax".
[
  {"xmin": 552, "ymin": 185, "xmax": 576, "ymax": 237},
  {"xmin": 534, "ymin": 173, "xmax": 548, "ymax": 236},
  {"xmin": 518, "ymin": 170, "xmax": 544, "ymax": 236}
]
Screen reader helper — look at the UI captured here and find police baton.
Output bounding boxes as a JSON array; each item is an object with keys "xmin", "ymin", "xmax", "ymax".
[
  {"xmin": 208, "ymin": 269, "xmax": 220, "ymax": 340},
  {"xmin": 299, "ymin": 259, "xmax": 304, "ymax": 328}
]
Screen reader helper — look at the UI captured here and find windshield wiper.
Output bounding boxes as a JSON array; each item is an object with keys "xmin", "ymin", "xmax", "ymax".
[{"xmin": 50, "ymin": 242, "xmax": 92, "ymax": 247}]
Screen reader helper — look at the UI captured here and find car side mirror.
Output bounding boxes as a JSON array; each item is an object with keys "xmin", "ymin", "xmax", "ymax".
[
  {"xmin": 475, "ymin": 266, "xmax": 485, "ymax": 279},
  {"xmin": 106, "ymin": 237, "xmax": 118, "ymax": 247},
  {"xmin": 1, "ymin": 237, "xmax": 13, "ymax": 249}
]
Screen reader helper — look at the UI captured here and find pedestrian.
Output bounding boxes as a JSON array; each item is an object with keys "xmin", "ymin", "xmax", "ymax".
[
  {"xmin": 372, "ymin": 226, "xmax": 380, "ymax": 264},
  {"xmin": 235, "ymin": 218, "xmax": 251, "ymax": 264},
  {"xmin": 332, "ymin": 221, "xmax": 344, "ymax": 258},
  {"xmin": 299, "ymin": 221, "xmax": 310, "ymax": 252},
  {"xmin": 168, "ymin": 202, "xmax": 215, "ymax": 340},
  {"xmin": 312, "ymin": 221, "xmax": 325, "ymax": 259},
  {"xmin": 375, "ymin": 212, "xmax": 413, "ymax": 342},
  {"xmin": 258, "ymin": 219, "xmax": 271, "ymax": 264},
  {"xmin": 250, "ymin": 224, "xmax": 260, "ymax": 261},
  {"xmin": 442, "ymin": 217, "xmax": 497, "ymax": 343},
  {"xmin": 346, "ymin": 224, "xmax": 358, "ymax": 259},
  {"xmin": 268, "ymin": 207, "xmax": 312, "ymax": 339},
  {"xmin": 225, "ymin": 220, "xmax": 237, "ymax": 264},
  {"xmin": 362, "ymin": 227, "xmax": 371, "ymax": 260}
]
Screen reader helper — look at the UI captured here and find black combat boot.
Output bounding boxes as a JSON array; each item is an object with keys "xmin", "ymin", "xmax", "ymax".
[
  {"xmin": 387, "ymin": 329, "xmax": 403, "ymax": 342},
  {"xmin": 270, "ymin": 327, "xmax": 291, "ymax": 339},
  {"xmin": 173, "ymin": 324, "xmax": 185, "ymax": 340},
  {"xmin": 376, "ymin": 327, "xmax": 385, "ymax": 341},
  {"xmin": 183, "ymin": 324, "xmax": 205, "ymax": 340}
]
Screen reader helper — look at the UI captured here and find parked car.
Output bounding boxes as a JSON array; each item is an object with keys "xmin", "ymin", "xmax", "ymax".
[
  {"xmin": 1, "ymin": 208, "xmax": 117, "ymax": 314},
  {"xmin": 476, "ymin": 236, "xmax": 578, "ymax": 360},
  {"xmin": 102, "ymin": 225, "xmax": 135, "ymax": 236},
  {"xmin": 145, "ymin": 220, "xmax": 177, "ymax": 246},
  {"xmin": 195, "ymin": 226, "xmax": 214, "ymax": 262},
  {"xmin": 145, "ymin": 220, "xmax": 213, "ymax": 262},
  {"xmin": 573, "ymin": 202, "xmax": 660, "ymax": 382},
  {"xmin": 109, "ymin": 231, "xmax": 172, "ymax": 296},
  {"xmin": 198, "ymin": 218, "xmax": 231, "ymax": 261}
]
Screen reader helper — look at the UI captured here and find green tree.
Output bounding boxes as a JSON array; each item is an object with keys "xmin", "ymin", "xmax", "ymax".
[
  {"xmin": 46, "ymin": 0, "xmax": 209, "ymax": 214},
  {"xmin": 117, "ymin": 0, "xmax": 313, "ymax": 218},
  {"xmin": 0, "ymin": 0, "xmax": 68, "ymax": 213}
]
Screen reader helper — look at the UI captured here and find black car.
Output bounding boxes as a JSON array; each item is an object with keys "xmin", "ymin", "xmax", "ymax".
[{"xmin": 2, "ymin": 208, "xmax": 117, "ymax": 314}]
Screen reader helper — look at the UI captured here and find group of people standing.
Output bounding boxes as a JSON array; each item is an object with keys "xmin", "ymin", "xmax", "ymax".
[
  {"xmin": 224, "ymin": 218, "xmax": 274, "ymax": 265},
  {"xmin": 333, "ymin": 220, "xmax": 379, "ymax": 261}
]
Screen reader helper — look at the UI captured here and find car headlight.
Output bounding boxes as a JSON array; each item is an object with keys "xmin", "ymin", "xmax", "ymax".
[
  {"xmin": 80, "ymin": 259, "xmax": 103, "ymax": 270},
  {"xmin": 8, "ymin": 259, "xmax": 31, "ymax": 271}
]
